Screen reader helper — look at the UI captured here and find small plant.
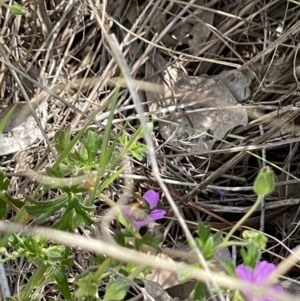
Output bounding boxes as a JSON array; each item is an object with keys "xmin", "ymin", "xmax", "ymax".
[
  {"xmin": 0, "ymin": 116, "xmax": 159, "ymax": 300},
  {"xmin": 0, "ymin": 0, "xmax": 26, "ymax": 15},
  {"xmin": 0, "ymin": 110, "xmax": 287, "ymax": 301},
  {"xmin": 178, "ymin": 167, "xmax": 284, "ymax": 301}
]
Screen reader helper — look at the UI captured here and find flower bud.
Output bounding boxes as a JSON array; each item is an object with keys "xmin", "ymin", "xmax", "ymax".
[{"xmin": 253, "ymin": 166, "xmax": 275, "ymax": 195}]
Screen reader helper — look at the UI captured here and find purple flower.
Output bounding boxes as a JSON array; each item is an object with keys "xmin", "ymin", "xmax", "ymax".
[
  {"xmin": 236, "ymin": 261, "xmax": 284, "ymax": 301},
  {"xmin": 217, "ymin": 189, "xmax": 226, "ymax": 198},
  {"xmin": 122, "ymin": 190, "xmax": 166, "ymax": 228}
]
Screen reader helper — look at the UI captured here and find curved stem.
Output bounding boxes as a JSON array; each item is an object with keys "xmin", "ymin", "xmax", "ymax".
[{"xmin": 222, "ymin": 194, "xmax": 264, "ymax": 245}]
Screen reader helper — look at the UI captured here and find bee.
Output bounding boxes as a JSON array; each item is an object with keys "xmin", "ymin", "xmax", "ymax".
[
  {"xmin": 130, "ymin": 192, "xmax": 151, "ymax": 221},
  {"xmin": 133, "ymin": 192, "xmax": 150, "ymax": 211}
]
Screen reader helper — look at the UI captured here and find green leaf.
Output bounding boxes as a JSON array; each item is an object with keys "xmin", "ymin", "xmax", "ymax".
[
  {"xmin": 61, "ymin": 251, "xmax": 74, "ymax": 268},
  {"xmin": 54, "ymin": 210, "xmax": 75, "ymax": 231},
  {"xmin": 118, "ymin": 133, "xmax": 128, "ymax": 146},
  {"xmin": 54, "ymin": 270, "xmax": 72, "ymax": 300},
  {"xmin": 212, "ymin": 231, "xmax": 223, "ymax": 247},
  {"xmin": 82, "ymin": 130, "xmax": 103, "ymax": 163},
  {"xmin": 240, "ymin": 240, "xmax": 259, "ymax": 268},
  {"xmin": 24, "ymin": 196, "xmax": 40, "ymax": 205},
  {"xmin": 64, "ymin": 187, "xmax": 87, "ymax": 194},
  {"xmin": 10, "ymin": 3, "xmax": 26, "ymax": 15},
  {"xmin": 54, "ymin": 126, "xmax": 71, "ymax": 155},
  {"xmin": 203, "ymin": 236, "xmax": 214, "ymax": 260},
  {"xmin": 103, "ymin": 279, "xmax": 130, "ymax": 301},
  {"xmin": 58, "ymin": 163, "xmax": 75, "ymax": 175},
  {"xmin": 134, "ymin": 237, "xmax": 143, "ymax": 251},
  {"xmin": 117, "ymin": 212, "xmax": 131, "ymax": 228},
  {"xmin": 190, "ymin": 282, "xmax": 206, "ymax": 301},
  {"xmin": 141, "ymin": 233, "xmax": 163, "ymax": 251},
  {"xmin": 1, "ymin": 192, "xmax": 25, "ymax": 210},
  {"xmin": 240, "ymin": 248, "xmax": 247, "ymax": 263},
  {"xmin": 25, "ymin": 196, "xmax": 68, "ymax": 225},
  {"xmin": 131, "ymin": 149, "xmax": 143, "ymax": 161},
  {"xmin": 75, "ymin": 274, "xmax": 98, "ymax": 298},
  {"xmin": 69, "ymin": 151, "xmax": 87, "ymax": 165},
  {"xmin": 99, "ymin": 166, "xmax": 125, "ymax": 191},
  {"xmin": 73, "ymin": 201, "xmax": 94, "ymax": 226},
  {"xmin": 0, "ymin": 104, "xmax": 17, "ymax": 133},
  {"xmin": 6, "ymin": 235, "xmax": 61, "ymax": 265},
  {"xmin": 115, "ymin": 232, "xmax": 126, "ymax": 246},
  {"xmin": 220, "ymin": 260, "xmax": 236, "ymax": 276},
  {"xmin": 46, "ymin": 166, "xmax": 67, "ymax": 178},
  {"xmin": 0, "ymin": 191, "xmax": 25, "ymax": 218},
  {"xmin": 89, "ymin": 255, "xmax": 107, "ymax": 265},
  {"xmin": 0, "ymin": 171, "xmax": 10, "ymax": 190},
  {"xmin": 0, "ymin": 198, "xmax": 6, "ymax": 219},
  {"xmin": 131, "ymin": 144, "xmax": 147, "ymax": 160},
  {"xmin": 99, "ymin": 85, "xmax": 121, "ymax": 169},
  {"xmin": 197, "ymin": 222, "xmax": 211, "ymax": 246}
]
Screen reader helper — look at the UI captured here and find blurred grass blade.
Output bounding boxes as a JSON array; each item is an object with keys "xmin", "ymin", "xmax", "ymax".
[
  {"xmin": 0, "ymin": 104, "xmax": 17, "ymax": 133},
  {"xmin": 99, "ymin": 82, "xmax": 121, "ymax": 169}
]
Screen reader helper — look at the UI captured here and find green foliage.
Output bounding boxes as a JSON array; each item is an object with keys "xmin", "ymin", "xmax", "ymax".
[
  {"xmin": 0, "ymin": 86, "xmax": 278, "ymax": 301},
  {"xmin": 68, "ymin": 129, "xmax": 103, "ymax": 170},
  {"xmin": 0, "ymin": 191, "xmax": 25, "ymax": 219},
  {"xmin": 0, "ymin": 115, "xmax": 160, "ymax": 299},
  {"xmin": 189, "ymin": 282, "xmax": 206, "ymax": 301},
  {"xmin": 75, "ymin": 272, "xmax": 98, "ymax": 299},
  {"xmin": 0, "ymin": 104, "xmax": 17, "ymax": 133},
  {"xmin": 54, "ymin": 126, "xmax": 72, "ymax": 156},
  {"xmin": 0, "ymin": 0, "xmax": 26, "ymax": 15},
  {"xmin": 3, "ymin": 235, "xmax": 73, "ymax": 267},
  {"xmin": 0, "ymin": 171, "xmax": 10, "ymax": 191},
  {"xmin": 221, "ymin": 260, "xmax": 236, "ymax": 276},
  {"xmin": 103, "ymin": 278, "xmax": 130, "ymax": 301},
  {"xmin": 197, "ymin": 222, "xmax": 211, "ymax": 244},
  {"xmin": 74, "ymin": 262, "xmax": 132, "ymax": 300},
  {"xmin": 202, "ymin": 236, "xmax": 215, "ymax": 261},
  {"xmin": 240, "ymin": 240, "xmax": 260, "ymax": 268},
  {"xmin": 0, "ymin": 84, "xmax": 164, "ymax": 300},
  {"xmin": 54, "ymin": 270, "xmax": 72, "ymax": 300},
  {"xmin": 9, "ymin": 3, "xmax": 26, "ymax": 14},
  {"xmin": 25, "ymin": 190, "xmax": 94, "ymax": 230},
  {"xmin": 196, "ymin": 222, "xmax": 223, "ymax": 261},
  {"xmin": 118, "ymin": 132, "xmax": 147, "ymax": 161},
  {"xmin": 0, "ymin": 171, "xmax": 27, "ymax": 218}
]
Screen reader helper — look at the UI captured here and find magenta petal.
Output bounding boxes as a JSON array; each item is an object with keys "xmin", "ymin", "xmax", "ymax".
[
  {"xmin": 121, "ymin": 206, "xmax": 134, "ymax": 218},
  {"xmin": 133, "ymin": 219, "xmax": 148, "ymax": 228},
  {"xmin": 241, "ymin": 292, "xmax": 253, "ymax": 301},
  {"xmin": 149, "ymin": 209, "xmax": 166, "ymax": 222},
  {"xmin": 253, "ymin": 261, "xmax": 276, "ymax": 284},
  {"xmin": 255, "ymin": 285, "xmax": 284, "ymax": 301},
  {"xmin": 121, "ymin": 206, "xmax": 132, "ymax": 217},
  {"xmin": 256, "ymin": 296, "xmax": 272, "ymax": 301},
  {"xmin": 143, "ymin": 190, "xmax": 160, "ymax": 209},
  {"xmin": 236, "ymin": 265, "xmax": 253, "ymax": 282},
  {"xmin": 272, "ymin": 285, "xmax": 284, "ymax": 294},
  {"xmin": 236, "ymin": 262, "xmax": 284, "ymax": 301}
]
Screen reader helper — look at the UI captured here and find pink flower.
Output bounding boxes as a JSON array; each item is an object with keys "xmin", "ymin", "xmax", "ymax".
[
  {"xmin": 236, "ymin": 261, "xmax": 284, "ymax": 301},
  {"xmin": 122, "ymin": 190, "xmax": 166, "ymax": 228}
]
